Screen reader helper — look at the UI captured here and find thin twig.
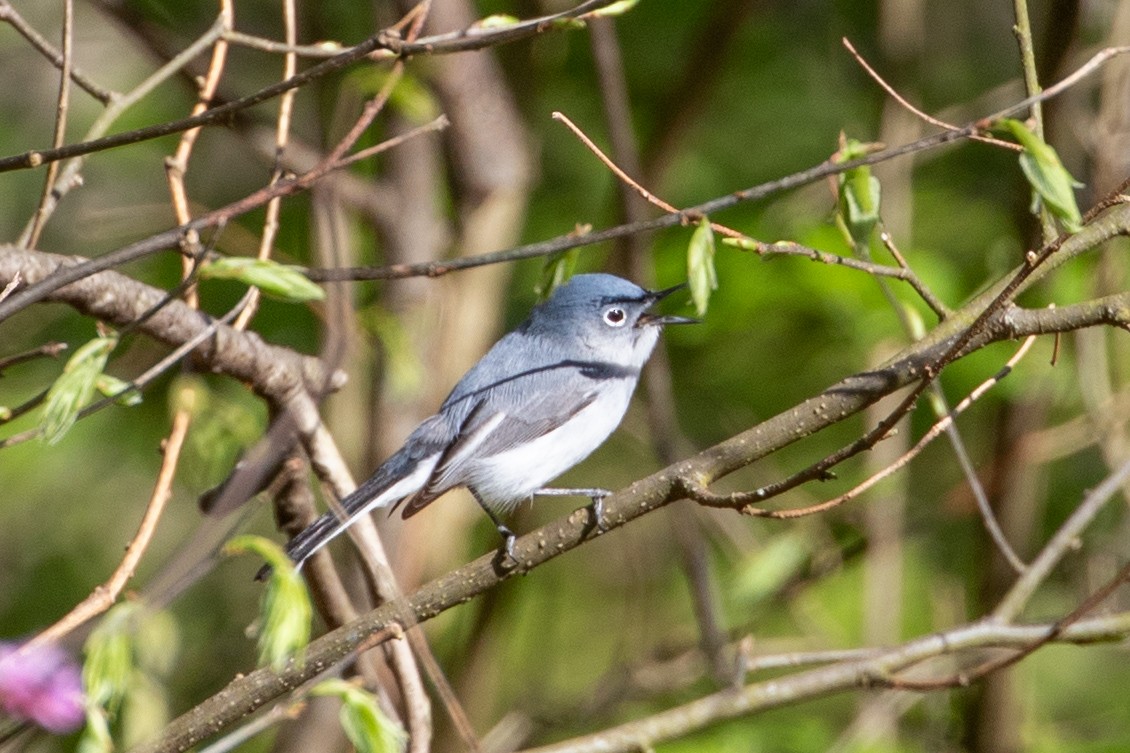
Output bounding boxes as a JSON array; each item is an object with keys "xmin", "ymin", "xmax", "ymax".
[
  {"xmin": 685, "ymin": 335, "xmax": 1038, "ymax": 518},
  {"xmin": 727, "ymin": 185, "xmax": 1129, "ymax": 511},
  {"xmin": 289, "ymin": 7, "xmax": 440, "ymax": 750},
  {"xmin": 0, "ymin": 0, "xmax": 619, "ymax": 175},
  {"xmin": 555, "ymin": 109, "xmax": 952, "ymax": 318},
  {"xmin": 514, "ymin": 613, "xmax": 1130, "ymax": 753},
  {"xmin": 0, "ymin": 341, "xmax": 67, "ymax": 373},
  {"xmin": 118, "ymin": 291, "xmax": 256, "ymax": 397},
  {"xmin": 888, "ymin": 559, "xmax": 1130, "ymax": 691},
  {"xmin": 195, "ymin": 701, "xmax": 305, "ymax": 753},
  {"xmin": 8, "ymin": 48, "xmax": 1128, "ymax": 321},
  {"xmin": 22, "ymin": 399, "xmax": 192, "ymax": 650},
  {"xmin": 0, "ymin": 103, "xmax": 445, "ymax": 323},
  {"xmin": 165, "ymin": 2, "xmax": 233, "ymax": 308},
  {"xmin": 842, "ymin": 37, "xmax": 1018, "ymax": 151},
  {"xmin": 994, "ymin": 455, "xmax": 1130, "ymax": 622},
  {"xmin": 551, "ymin": 110, "xmax": 743, "ymax": 238},
  {"xmin": 0, "ymin": 0, "xmax": 113, "ymax": 103},
  {"xmin": 1011, "ymin": 0, "xmax": 1058, "ymax": 241},
  {"xmin": 223, "ymin": 29, "xmax": 345, "ymax": 59},
  {"xmin": 875, "ymin": 232, "xmax": 951, "ymax": 317},
  {"xmin": 16, "ymin": 14, "xmax": 230, "ymax": 246},
  {"xmin": 231, "ymin": 0, "xmax": 298, "ymax": 332},
  {"xmin": 878, "ymin": 231, "xmax": 1021, "ymax": 571},
  {"xmin": 334, "ymin": 115, "xmax": 450, "ymax": 169},
  {"xmin": 1011, "ymin": 0, "xmax": 1046, "ymax": 136},
  {"xmin": 757, "ymin": 240, "xmax": 950, "ymax": 318},
  {"xmin": 25, "ymin": 0, "xmax": 74, "ymax": 248}
]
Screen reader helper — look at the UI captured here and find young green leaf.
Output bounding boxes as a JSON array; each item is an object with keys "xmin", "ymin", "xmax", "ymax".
[
  {"xmin": 474, "ymin": 14, "xmax": 520, "ymax": 29},
  {"xmin": 83, "ymin": 603, "xmax": 140, "ymax": 714},
  {"xmin": 535, "ymin": 249, "xmax": 579, "ymax": 300},
  {"xmin": 41, "ymin": 334, "xmax": 117, "ymax": 444},
  {"xmin": 199, "ymin": 257, "xmax": 325, "ymax": 303},
  {"xmin": 833, "ymin": 137, "xmax": 883, "ymax": 248},
  {"xmin": 224, "ymin": 535, "xmax": 312, "ymax": 672},
  {"xmin": 95, "ymin": 374, "xmax": 142, "ymax": 407},
  {"xmin": 549, "ymin": 17, "xmax": 587, "ymax": 30},
  {"xmin": 587, "ymin": 0, "xmax": 641, "ymax": 18},
  {"xmin": 313, "ymin": 679, "xmax": 408, "ymax": 753},
  {"xmin": 720, "ymin": 236, "xmax": 759, "ymax": 252},
  {"xmin": 686, "ymin": 217, "xmax": 717, "ymax": 317},
  {"xmin": 76, "ymin": 707, "xmax": 114, "ymax": 753},
  {"xmin": 998, "ymin": 118, "xmax": 1083, "ymax": 232}
]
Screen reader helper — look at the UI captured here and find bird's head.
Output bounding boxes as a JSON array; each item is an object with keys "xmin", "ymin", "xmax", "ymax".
[{"xmin": 525, "ymin": 273, "xmax": 697, "ymax": 365}]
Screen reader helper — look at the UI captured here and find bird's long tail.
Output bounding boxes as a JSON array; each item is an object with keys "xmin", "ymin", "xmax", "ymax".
[{"xmin": 256, "ymin": 450, "xmax": 433, "ymax": 580}]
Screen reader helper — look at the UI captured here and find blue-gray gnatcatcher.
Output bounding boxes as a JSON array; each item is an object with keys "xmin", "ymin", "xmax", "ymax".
[{"xmin": 283, "ymin": 273, "xmax": 695, "ymax": 568}]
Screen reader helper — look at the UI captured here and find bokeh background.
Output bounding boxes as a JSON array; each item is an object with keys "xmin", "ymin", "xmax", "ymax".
[{"xmin": 1, "ymin": 0, "xmax": 1129, "ymax": 751}]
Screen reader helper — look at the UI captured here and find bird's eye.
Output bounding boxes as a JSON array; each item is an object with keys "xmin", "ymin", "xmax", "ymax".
[{"xmin": 602, "ymin": 307, "xmax": 627, "ymax": 327}]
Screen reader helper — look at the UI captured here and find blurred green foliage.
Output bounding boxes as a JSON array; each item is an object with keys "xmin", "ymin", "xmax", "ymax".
[{"xmin": 0, "ymin": 1, "xmax": 1128, "ymax": 752}]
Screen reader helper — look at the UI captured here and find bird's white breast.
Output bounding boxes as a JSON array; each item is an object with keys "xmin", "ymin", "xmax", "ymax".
[{"xmin": 466, "ymin": 377, "xmax": 637, "ymax": 509}]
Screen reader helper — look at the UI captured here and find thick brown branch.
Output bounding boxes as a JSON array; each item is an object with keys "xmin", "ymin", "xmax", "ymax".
[{"xmin": 0, "ymin": 247, "xmax": 340, "ymax": 402}]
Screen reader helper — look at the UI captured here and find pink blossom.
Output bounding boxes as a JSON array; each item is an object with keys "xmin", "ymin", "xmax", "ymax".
[{"xmin": 0, "ymin": 641, "xmax": 85, "ymax": 733}]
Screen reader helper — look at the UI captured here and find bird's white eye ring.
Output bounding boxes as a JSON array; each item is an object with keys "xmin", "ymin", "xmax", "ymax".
[{"xmin": 603, "ymin": 307, "xmax": 627, "ymax": 327}]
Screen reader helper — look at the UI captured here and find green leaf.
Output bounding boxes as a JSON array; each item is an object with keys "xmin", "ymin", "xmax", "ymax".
[
  {"xmin": 313, "ymin": 679, "xmax": 408, "ymax": 753},
  {"xmin": 997, "ymin": 118, "xmax": 1083, "ymax": 232},
  {"xmin": 198, "ymin": 257, "xmax": 325, "ymax": 303},
  {"xmin": 77, "ymin": 707, "xmax": 114, "ymax": 753},
  {"xmin": 833, "ymin": 137, "xmax": 882, "ymax": 247},
  {"xmin": 549, "ymin": 17, "xmax": 587, "ymax": 30},
  {"xmin": 225, "ymin": 535, "xmax": 312, "ymax": 671},
  {"xmin": 83, "ymin": 603, "xmax": 139, "ymax": 713},
  {"xmin": 474, "ymin": 14, "xmax": 520, "ymax": 29},
  {"xmin": 95, "ymin": 373, "xmax": 142, "ymax": 406},
  {"xmin": 686, "ymin": 217, "xmax": 717, "ymax": 317},
  {"xmin": 587, "ymin": 0, "xmax": 641, "ymax": 18},
  {"xmin": 41, "ymin": 333, "xmax": 117, "ymax": 445},
  {"xmin": 535, "ymin": 249, "xmax": 579, "ymax": 300},
  {"xmin": 720, "ymin": 236, "xmax": 759, "ymax": 252}
]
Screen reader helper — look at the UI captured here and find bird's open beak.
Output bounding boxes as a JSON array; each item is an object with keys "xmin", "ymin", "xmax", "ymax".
[{"xmin": 637, "ymin": 282, "xmax": 700, "ymax": 327}]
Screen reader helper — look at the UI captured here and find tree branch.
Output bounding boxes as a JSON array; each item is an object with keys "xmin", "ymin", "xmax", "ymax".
[
  {"xmin": 0, "ymin": 0, "xmax": 618, "ymax": 175},
  {"xmin": 518, "ymin": 613, "xmax": 1130, "ymax": 753},
  {"xmin": 0, "ymin": 247, "xmax": 341, "ymax": 402},
  {"xmin": 123, "ymin": 210, "xmax": 1129, "ymax": 750}
]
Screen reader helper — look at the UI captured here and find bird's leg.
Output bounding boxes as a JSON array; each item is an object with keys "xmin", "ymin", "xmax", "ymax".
[
  {"xmin": 470, "ymin": 488, "xmax": 517, "ymax": 566},
  {"xmin": 535, "ymin": 487, "xmax": 612, "ymax": 533}
]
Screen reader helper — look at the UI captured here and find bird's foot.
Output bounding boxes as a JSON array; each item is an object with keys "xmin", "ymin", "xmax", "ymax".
[
  {"xmin": 492, "ymin": 523, "xmax": 519, "ymax": 571},
  {"xmin": 588, "ymin": 490, "xmax": 611, "ymax": 533},
  {"xmin": 533, "ymin": 486, "xmax": 613, "ymax": 536}
]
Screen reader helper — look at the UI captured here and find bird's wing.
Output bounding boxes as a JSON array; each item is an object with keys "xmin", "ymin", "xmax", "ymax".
[{"xmin": 398, "ymin": 361, "xmax": 608, "ymax": 517}]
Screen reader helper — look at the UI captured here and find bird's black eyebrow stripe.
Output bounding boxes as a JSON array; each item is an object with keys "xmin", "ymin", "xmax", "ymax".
[{"xmin": 599, "ymin": 294, "xmax": 651, "ymax": 306}]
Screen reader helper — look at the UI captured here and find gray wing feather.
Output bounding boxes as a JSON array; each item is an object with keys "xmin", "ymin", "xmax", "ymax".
[{"xmin": 399, "ymin": 335, "xmax": 616, "ymax": 517}]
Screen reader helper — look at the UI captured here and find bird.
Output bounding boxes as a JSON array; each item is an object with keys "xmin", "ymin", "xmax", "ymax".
[{"xmin": 281, "ymin": 273, "xmax": 696, "ymax": 570}]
